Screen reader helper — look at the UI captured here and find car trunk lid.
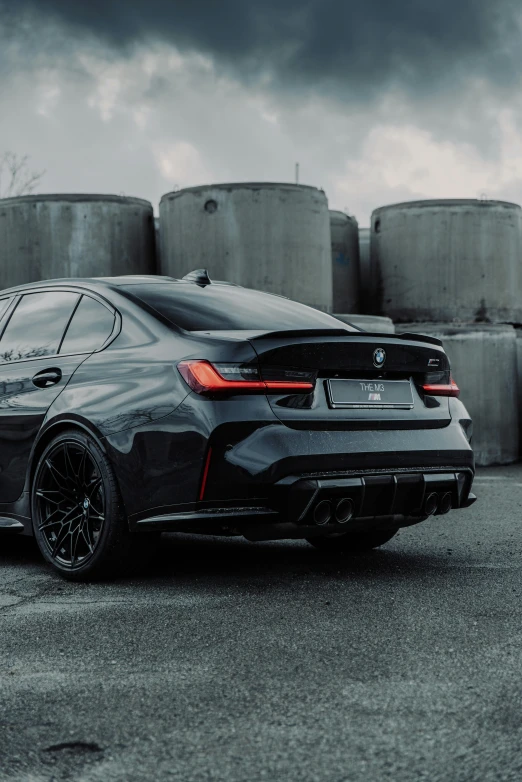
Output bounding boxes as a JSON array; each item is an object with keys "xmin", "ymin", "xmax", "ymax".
[{"xmin": 246, "ymin": 329, "xmax": 452, "ymax": 429}]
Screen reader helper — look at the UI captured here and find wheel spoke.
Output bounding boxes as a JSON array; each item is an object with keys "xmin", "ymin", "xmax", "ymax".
[
  {"xmin": 36, "ymin": 489, "xmax": 64, "ymax": 506},
  {"xmin": 64, "ymin": 444, "xmax": 77, "ymax": 483},
  {"xmin": 39, "ymin": 507, "xmax": 66, "ymax": 531},
  {"xmin": 69, "ymin": 522, "xmax": 82, "ymax": 567},
  {"xmin": 77, "ymin": 447, "xmax": 89, "ymax": 489},
  {"xmin": 44, "ymin": 459, "xmax": 77, "ymax": 501},
  {"xmin": 89, "ymin": 495, "xmax": 104, "ymax": 514},
  {"xmin": 87, "ymin": 476, "xmax": 102, "ymax": 499},
  {"xmin": 82, "ymin": 523, "xmax": 95, "ymax": 553},
  {"xmin": 45, "ymin": 458, "xmax": 67, "ymax": 488},
  {"xmin": 51, "ymin": 520, "xmax": 76, "ymax": 559}
]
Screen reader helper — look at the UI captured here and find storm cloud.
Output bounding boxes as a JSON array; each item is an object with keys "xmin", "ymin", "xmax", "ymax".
[
  {"xmin": 2, "ymin": 0, "xmax": 521, "ymax": 100},
  {"xmin": 1, "ymin": 0, "xmax": 522, "ymax": 218}
]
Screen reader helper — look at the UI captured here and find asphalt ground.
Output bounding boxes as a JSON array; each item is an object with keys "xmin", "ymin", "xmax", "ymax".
[{"xmin": 1, "ymin": 464, "xmax": 522, "ymax": 782}]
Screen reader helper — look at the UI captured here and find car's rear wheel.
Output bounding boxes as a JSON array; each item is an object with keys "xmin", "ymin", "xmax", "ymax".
[
  {"xmin": 31, "ymin": 429, "xmax": 132, "ymax": 581},
  {"xmin": 307, "ymin": 527, "xmax": 398, "ymax": 553}
]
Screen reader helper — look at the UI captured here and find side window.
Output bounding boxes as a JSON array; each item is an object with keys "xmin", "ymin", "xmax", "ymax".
[
  {"xmin": 0, "ymin": 292, "xmax": 80, "ymax": 364},
  {"xmin": 59, "ymin": 295, "xmax": 115, "ymax": 355},
  {"xmin": 0, "ymin": 298, "xmax": 12, "ymax": 325}
]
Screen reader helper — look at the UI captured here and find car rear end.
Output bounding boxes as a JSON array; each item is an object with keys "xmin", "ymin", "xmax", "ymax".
[{"xmin": 122, "ymin": 280, "xmax": 475, "ymax": 540}]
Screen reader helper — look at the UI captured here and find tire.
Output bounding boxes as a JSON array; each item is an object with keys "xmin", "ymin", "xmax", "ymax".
[
  {"xmin": 306, "ymin": 527, "xmax": 399, "ymax": 553},
  {"xmin": 31, "ymin": 428, "xmax": 133, "ymax": 581}
]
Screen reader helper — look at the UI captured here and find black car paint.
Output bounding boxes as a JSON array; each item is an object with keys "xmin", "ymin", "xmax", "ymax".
[{"xmin": 0, "ymin": 277, "xmax": 475, "ymax": 540}]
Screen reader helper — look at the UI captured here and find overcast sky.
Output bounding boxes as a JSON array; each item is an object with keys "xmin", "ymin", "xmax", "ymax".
[{"xmin": 1, "ymin": 0, "xmax": 522, "ymax": 222}]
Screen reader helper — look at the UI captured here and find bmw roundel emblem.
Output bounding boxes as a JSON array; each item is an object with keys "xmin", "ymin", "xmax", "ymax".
[{"xmin": 373, "ymin": 348, "xmax": 386, "ymax": 367}]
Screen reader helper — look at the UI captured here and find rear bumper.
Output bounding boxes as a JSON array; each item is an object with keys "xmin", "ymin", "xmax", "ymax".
[
  {"xmin": 218, "ymin": 420, "xmax": 474, "ymax": 486},
  {"xmin": 136, "ymin": 466, "xmax": 475, "ymax": 538},
  {"xmin": 108, "ymin": 384, "xmax": 475, "ymax": 533},
  {"xmin": 133, "ymin": 415, "xmax": 475, "ymax": 536}
]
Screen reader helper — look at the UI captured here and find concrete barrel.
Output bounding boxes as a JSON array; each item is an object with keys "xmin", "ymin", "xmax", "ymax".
[
  {"xmin": 516, "ymin": 329, "xmax": 522, "ymax": 456},
  {"xmin": 370, "ymin": 199, "xmax": 522, "ymax": 322},
  {"xmin": 329, "ymin": 210, "xmax": 360, "ymax": 313},
  {"xmin": 401, "ymin": 323, "xmax": 518, "ymax": 466},
  {"xmin": 159, "ymin": 183, "xmax": 332, "ymax": 311},
  {"xmin": 334, "ymin": 314, "xmax": 395, "ymax": 333},
  {"xmin": 0, "ymin": 194, "xmax": 156, "ymax": 286},
  {"xmin": 154, "ymin": 217, "xmax": 161, "ymax": 271},
  {"xmin": 358, "ymin": 227, "xmax": 371, "ymax": 311}
]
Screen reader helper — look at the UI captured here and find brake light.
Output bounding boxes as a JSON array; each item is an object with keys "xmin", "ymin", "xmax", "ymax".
[
  {"xmin": 178, "ymin": 360, "xmax": 315, "ymax": 394},
  {"xmin": 422, "ymin": 377, "xmax": 460, "ymax": 397}
]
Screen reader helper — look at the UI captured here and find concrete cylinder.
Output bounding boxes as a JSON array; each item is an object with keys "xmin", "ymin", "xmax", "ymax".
[
  {"xmin": 0, "ymin": 194, "xmax": 156, "ymax": 287},
  {"xmin": 358, "ymin": 227, "xmax": 371, "ymax": 311},
  {"xmin": 154, "ymin": 216, "xmax": 161, "ymax": 272},
  {"xmin": 159, "ymin": 183, "xmax": 332, "ymax": 311},
  {"xmin": 401, "ymin": 323, "xmax": 518, "ymax": 466},
  {"xmin": 329, "ymin": 210, "xmax": 360, "ymax": 313},
  {"xmin": 370, "ymin": 199, "xmax": 522, "ymax": 322},
  {"xmin": 516, "ymin": 329, "xmax": 522, "ymax": 456},
  {"xmin": 334, "ymin": 314, "xmax": 395, "ymax": 333}
]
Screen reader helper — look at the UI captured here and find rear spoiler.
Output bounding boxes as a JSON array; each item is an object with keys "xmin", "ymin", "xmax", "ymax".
[
  {"xmin": 393, "ymin": 331, "xmax": 443, "ymax": 347},
  {"xmin": 248, "ymin": 328, "xmax": 443, "ymax": 347}
]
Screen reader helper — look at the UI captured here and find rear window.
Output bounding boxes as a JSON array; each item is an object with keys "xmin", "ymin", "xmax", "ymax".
[
  {"xmin": 60, "ymin": 295, "xmax": 115, "ymax": 355},
  {"xmin": 121, "ymin": 283, "xmax": 356, "ymax": 332}
]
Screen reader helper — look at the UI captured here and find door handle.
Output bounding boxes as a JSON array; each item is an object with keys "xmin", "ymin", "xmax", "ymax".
[{"xmin": 32, "ymin": 368, "xmax": 62, "ymax": 389}]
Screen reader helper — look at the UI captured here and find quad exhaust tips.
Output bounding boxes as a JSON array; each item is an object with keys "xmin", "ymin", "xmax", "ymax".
[
  {"xmin": 424, "ymin": 491, "xmax": 453, "ymax": 517},
  {"xmin": 313, "ymin": 498, "xmax": 355, "ymax": 526},
  {"xmin": 312, "ymin": 491, "xmax": 454, "ymax": 526}
]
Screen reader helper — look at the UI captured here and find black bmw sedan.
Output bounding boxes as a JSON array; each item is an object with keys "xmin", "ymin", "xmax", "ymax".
[{"xmin": 0, "ymin": 270, "xmax": 475, "ymax": 579}]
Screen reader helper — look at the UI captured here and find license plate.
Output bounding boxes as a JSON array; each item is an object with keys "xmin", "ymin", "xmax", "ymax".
[{"xmin": 327, "ymin": 379, "xmax": 414, "ymax": 409}]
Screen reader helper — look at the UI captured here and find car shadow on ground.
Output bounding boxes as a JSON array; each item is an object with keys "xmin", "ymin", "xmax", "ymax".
[
  {"xmin": 0, "ymin": 530, "xmax": 455, "ymax": 586},
  {"xmin": 0, "ymin": 533, "xmax": 41, "ymax": 565},
  {"xmin": 136, "ymin": 532, "xmax": 455, "ymax": 585}
]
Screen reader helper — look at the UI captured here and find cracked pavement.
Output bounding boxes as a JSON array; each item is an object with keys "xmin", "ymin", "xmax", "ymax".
[{"xmin": 1, "ymin": 464, "xmax": 522, "ymax": 781}]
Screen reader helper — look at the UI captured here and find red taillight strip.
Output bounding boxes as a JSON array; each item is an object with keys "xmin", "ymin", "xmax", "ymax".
[
  {"xmin": 199, "ymin": 447, "xmax": 213, "ymax": 501},
  {"xmin": 178, "ymin": 360, "xmax": 314, "ymax": 394},
  {"xmin": 422, "ymin": 379, "xmax": 460, "ymax": 397},
  {"xmin": 264, "ymin": 381, "xmax": 315, "ymax": 390}
]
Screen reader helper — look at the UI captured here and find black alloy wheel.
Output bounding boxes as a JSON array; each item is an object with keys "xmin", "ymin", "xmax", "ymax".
[
  {"xmin": 32, "ymin": 429, "xmax": 131, "ymax": 580},
  {"xmin": 307, "ymin": 527, "xmax": 399, "ymax": 553}
]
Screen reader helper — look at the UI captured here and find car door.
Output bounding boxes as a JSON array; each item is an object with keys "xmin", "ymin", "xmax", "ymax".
[{"xmin": 0, "ymin": 289, "xmax": 90, "ymax": 503}]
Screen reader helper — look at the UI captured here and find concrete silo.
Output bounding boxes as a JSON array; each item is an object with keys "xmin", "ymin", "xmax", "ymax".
[
  {"xmin": 154, "ymin": 216, "xmax": 161, "ymax": 271},
  {"xmin": 358, "ymin": 227, "xmax": 371, "ymax": 311},
  {"xmin": 370, "ymin": 199, "xmax": 522, "ymax": 322},
  {"xmin": 159, "ymin": 183, "xmax": 332, "ymax": 311},
  {"xmin": 334, "ymin": 314, "xmax": 395, "ymax": 333},
  {"xmin": 401, "ymin": 323, "xmax": 518, "ymax": 466},
  {"xmin": 329, "ymin": 210, "xmax": 360, "ymax": 313},
  {"xmin": 0, "ymin": 194, "xmax": 156, "ymax": 287}
]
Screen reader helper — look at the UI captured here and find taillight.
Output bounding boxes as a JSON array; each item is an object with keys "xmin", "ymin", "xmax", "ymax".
[
  {"xmin": 178, "ymin": 360, "xmax": 315, "ymax": 394},
  {"xmin": 422, "ymin": 376, "xmax": 460, "ymax": 397}
]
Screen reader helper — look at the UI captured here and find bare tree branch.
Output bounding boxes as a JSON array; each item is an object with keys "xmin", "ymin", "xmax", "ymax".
[{"xmin": 0, "ymin": 152, "xmax": 46, "ymax": 198}]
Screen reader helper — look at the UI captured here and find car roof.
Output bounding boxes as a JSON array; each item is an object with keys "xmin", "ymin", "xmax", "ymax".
[{"xmin": 0, "ymin": 274, "xmax": 234, "ymax": 297}]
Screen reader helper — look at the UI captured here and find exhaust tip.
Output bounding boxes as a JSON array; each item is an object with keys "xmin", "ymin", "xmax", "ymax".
[
  {"xmin": 313, "ymin": 500, "xmax": 332, "ymax": 526},
  {"xmin": 439, "ymin": 492, "xmax": 452, "ymax": 515},
  {"xmin": 424, "ymin": 492, "xmax": 439, "ymax": 517},
  {"xmin": 335, "ymin": 498, "xmax": 354, "ymax": 524}
]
